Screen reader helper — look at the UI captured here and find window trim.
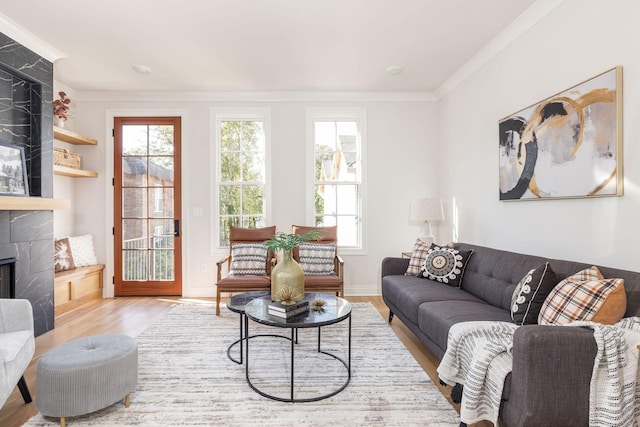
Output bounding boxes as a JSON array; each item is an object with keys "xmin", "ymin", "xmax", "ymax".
[
  {"xmin": 211, "ymin": 108, "xmax": 272, "ymax": 250},
  {"xmin": 305, "ymin": 107, "xmax": 367, "ymax": 255}
]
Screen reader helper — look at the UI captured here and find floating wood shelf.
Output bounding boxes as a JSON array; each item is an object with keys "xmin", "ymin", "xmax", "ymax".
[
  {"xmin": 53, "ymin": 126, "xmax": 98, "ymax": 145},
  {"xmin": 54, "ymin": 165, "xmax": 98, "ymax": 178},
  {"xmin": 0, "ymin": 196, "xmax": 69, "ymax": 210}
]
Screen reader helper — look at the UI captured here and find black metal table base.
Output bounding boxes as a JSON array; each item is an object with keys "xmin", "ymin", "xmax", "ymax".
[
  {"xmin": 227, "ymin": 312, "xmax": 295, "ymax": 364},
  {"xmin": 245, "ymin": 315, "xmax": 352, "ymax": 402}
]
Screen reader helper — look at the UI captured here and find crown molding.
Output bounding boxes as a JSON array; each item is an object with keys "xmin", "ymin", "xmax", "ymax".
[
  {"xmin": 434, "ymin": 0, "xmax": 566, "ymax": 99},
  {"xmin": 76, "ymin": 90, "xmax": 437, "ymax": 103},
  {"xmin": 0, "ymin": 13, "xmax": 66, "ymax": 62}
]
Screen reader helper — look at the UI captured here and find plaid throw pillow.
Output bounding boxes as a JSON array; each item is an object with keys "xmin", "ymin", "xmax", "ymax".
[
  {"xmin": 230, "ymin": 243, "xmax": 268, "ymax": 276},
  {"xmin": 538, "ymin": 266, "xmax": 626, "ymax": 325},
  {"xmin": 405, "ymin": 239, "xmax": 432, "ymax": 276},
  {"xmin": 298, "ymin": 242, "xmax": 335, "ymax": 275}
]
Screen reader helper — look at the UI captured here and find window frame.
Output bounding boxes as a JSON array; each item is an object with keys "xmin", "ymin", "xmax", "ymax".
[
  {"xmin": 211, "ymin": 108, "xmax": 271, "ymax": 249},
  {"xmin": 305, "ymin": 107, "xmax": 367, "ymax": 255}
]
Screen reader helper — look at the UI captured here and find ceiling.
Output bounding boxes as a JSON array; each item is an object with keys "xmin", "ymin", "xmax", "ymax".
[{"xmin": 0, "ymin": 0, "xmax": 539, "ymax": 93}]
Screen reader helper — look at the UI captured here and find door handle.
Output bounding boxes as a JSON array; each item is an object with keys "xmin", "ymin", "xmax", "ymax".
[{"xmin": 174, "ymin": 219, "xmax": 180, "ymax": 237}]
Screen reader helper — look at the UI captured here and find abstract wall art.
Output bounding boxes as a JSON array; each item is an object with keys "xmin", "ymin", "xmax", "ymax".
[{"xmin": 499, "ymin": 67, "xmax": 622, "ymax": 201}]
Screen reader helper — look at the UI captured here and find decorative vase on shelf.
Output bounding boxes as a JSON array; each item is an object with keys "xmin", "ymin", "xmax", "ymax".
[
  {"xmin": 270, "ymin": 249, "xmax": 304, "ymax": 303},
  {"xmin": 54, "ymin": 117, "xmax": 65, "ymax": 128}
]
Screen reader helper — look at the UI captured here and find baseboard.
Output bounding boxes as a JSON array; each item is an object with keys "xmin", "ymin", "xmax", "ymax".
[{"xmin": 183, "ymin": 283, "xmax": 380, "ymax": 298}]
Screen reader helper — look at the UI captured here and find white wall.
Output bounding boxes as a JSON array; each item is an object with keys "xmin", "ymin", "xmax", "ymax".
[
  {"xmin": 68, "ymin": 96, "xmax": 437, "ymax": 297},
  {"xmin": 52, "ymin": 82, "xmax": 81, "ymax": 239},
  {"xmin": 436, "ymin": 0, "xmax": 640, "ymax": 270}
]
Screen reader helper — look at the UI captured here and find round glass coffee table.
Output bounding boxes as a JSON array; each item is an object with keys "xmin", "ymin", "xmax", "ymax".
[{"xmin": 243, "ymin": 292, "xmax": 352, "ymax": 402}]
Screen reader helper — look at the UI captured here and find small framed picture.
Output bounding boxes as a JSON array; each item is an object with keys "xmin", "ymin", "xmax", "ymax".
[{"xmin": 0, "ymin": 142, "xmax": 29, "ymax": 196}]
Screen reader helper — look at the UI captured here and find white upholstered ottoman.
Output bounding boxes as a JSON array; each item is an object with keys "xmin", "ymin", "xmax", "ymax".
[{"xmin": 36, "ymin": 334, "xmax": 138, "ymax": 427}]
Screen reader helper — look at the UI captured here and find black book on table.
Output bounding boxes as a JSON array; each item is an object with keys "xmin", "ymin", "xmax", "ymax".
[
  {"xmin": 268, "ymin": 305, "xmax": 310, "ymax": 318},
  {"xmin": 268, "ymin": 299, "xmax": 309, "ymax": 312}
]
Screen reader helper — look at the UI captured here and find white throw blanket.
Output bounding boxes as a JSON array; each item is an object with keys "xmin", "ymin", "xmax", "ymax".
[
  {"xmin": 437, "ymin": 321, "xmax": 518, "ymax": 425},
  {"xmin": 437, "ymin": 319, "xmax": 640, "ymax": 426}
]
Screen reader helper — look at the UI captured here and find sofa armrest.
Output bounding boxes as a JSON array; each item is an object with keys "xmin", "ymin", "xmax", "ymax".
[
  {"xmin": 501, "ymin": 325, "xmax": 596, "ymax": 427},
  {"xmin": 381, "ymin": 257, "xmax": 410, "ymax": 277},
  {"xmin": 0, "ymin": 299, "xmax": 34, "ymax": 334}
]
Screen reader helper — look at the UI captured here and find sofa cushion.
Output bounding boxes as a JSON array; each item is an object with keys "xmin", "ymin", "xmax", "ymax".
[
  {"xmin": 511, "ymin": 262, "xmax": 558, "ymax": 325},
  {"xmin": 382, "ymin": 275, "xmax": 485, "ymax": 325},
  {"xmin": 417, "ymin": 245, "xmax": 473, "ymax": 288},
  {"xmin": 418, "ymin": 300, "xmax": 513, "ymax": 354},
  {"xmin": 230, "ymin": 243, "xmax": 268, "ymax": 276},
  {"xmin": 538, "ymin": 266, "xmax": 626, "ymax": 325}
]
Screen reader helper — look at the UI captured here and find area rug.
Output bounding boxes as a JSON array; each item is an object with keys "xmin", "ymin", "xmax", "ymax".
[{"xmin": 25, "ymin": 302, "xmax": 459, "ymax": 426}]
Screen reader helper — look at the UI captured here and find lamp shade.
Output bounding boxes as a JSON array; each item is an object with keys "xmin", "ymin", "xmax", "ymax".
[{"xmin": 409, "ymin": 197, "xmax": 444, "ymax": 224}]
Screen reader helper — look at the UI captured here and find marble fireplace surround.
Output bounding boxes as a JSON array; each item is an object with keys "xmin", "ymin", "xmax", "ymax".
[{"xmin": 0, "ymin": 32, "xmax": 55, "ymax": 336}]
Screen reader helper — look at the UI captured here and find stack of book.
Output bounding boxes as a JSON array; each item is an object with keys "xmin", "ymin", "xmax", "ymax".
[{"xmin": 267, "ymin": 299, "xmax": 309, "ymax": 318}]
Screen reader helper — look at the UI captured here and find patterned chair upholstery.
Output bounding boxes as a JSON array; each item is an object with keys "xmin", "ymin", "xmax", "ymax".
[
  {"xmin": 215, "ymin": 226, "xmax": 276, "ymax": 315},
  {"xmin": 292, "ymin": 225, "xmax": 344, "ymax": 297}
]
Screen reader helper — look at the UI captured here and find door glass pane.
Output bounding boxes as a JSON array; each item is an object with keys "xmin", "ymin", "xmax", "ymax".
[
  {"xmin": 150, "ymin": 219, "xmax": 174, "ymax": 249},
  {"xmin": 122, "ymin": 125, "xmax": 148, "ymax": 155},
  {"xmin": 122, "ymin": 218, "xmax": 148, "ymax": 281},
  {"xmin": 122, "ymin": 157, "xmax": 147, "ymax": 186},
  {"xmin": 149, "ymin": 125, "xmax": 174, "ymax": 155},
  {"xmin": 148, "ymin": 157, "xmax": 174, "ymax": 186},
  {"xmin": 123, "ymin": 251, "xmax": 147, "ymax": 281},
  {"xmin": 123, "ymin": 189, "xmax": 147, "ymax": 218},
  {"xmin": 149, "ymin": 188, "xmax": 173, "ymax": 218},
  {"xmin": 123, "ymin": 219, "xmax": 148, "ymax": 249},
  {"xmin": 150, "ymin": 250, "xmax": 174, "ymax": 280}
]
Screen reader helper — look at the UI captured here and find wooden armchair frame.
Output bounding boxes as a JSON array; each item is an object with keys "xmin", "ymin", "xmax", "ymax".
[{"xmin": 215, "ymin": 226, "xmax": 276, "ymax": 315}]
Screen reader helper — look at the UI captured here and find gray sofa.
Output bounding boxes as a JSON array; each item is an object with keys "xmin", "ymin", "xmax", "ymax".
[{"xmin": 381, "ymin": 242, "xmax": 640, "ymax": 427}]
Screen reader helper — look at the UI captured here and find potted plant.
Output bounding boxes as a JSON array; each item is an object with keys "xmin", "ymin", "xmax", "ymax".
[
  {"xmin": 53, "ymin": 91, "xmax": 71, "ymax": 127},
  {"xmin": 264, "ymin": 229, "xmax": 321, "ymax": 303}
]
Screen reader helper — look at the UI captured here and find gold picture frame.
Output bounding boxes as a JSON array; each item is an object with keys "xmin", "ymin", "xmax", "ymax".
[{"xmin": 499, "ymin": 66, "xmax": 623, "ymax": 201}]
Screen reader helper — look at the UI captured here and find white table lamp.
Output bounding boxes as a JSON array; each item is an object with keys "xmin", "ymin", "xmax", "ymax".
[{"xmin": 409, "ymin": 197, "xmax": 444, "ymax": 245}]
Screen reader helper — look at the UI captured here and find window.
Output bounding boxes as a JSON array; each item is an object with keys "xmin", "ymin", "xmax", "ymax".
[
  {"xmin": 214, "ymin": 110, "xmax": 270, "ymax": 247},
  {"xmin": 307, "ymin": 108, "xmax": 366, "ymax": 253}
]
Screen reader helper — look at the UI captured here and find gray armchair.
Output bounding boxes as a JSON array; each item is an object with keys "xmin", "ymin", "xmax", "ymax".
[{"xmin": 0, "ymin": 298, "xmax": 35, "ymax": 408}]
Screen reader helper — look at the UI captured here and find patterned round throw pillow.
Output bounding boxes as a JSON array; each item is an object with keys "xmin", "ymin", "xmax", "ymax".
[{"xmin": 417, "ymin": 245, "xmax": 473, "ymax": 288}]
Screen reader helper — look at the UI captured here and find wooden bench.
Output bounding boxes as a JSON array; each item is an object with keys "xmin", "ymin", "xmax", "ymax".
[{"xmin": 54, "ymin": 264, "xmax": 105, "ymax": 316}]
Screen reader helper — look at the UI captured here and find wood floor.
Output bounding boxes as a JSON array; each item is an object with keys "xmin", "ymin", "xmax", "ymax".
[{"xmin": 0, "ymin": 296, "xmax": 472, "ymax": 427}]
